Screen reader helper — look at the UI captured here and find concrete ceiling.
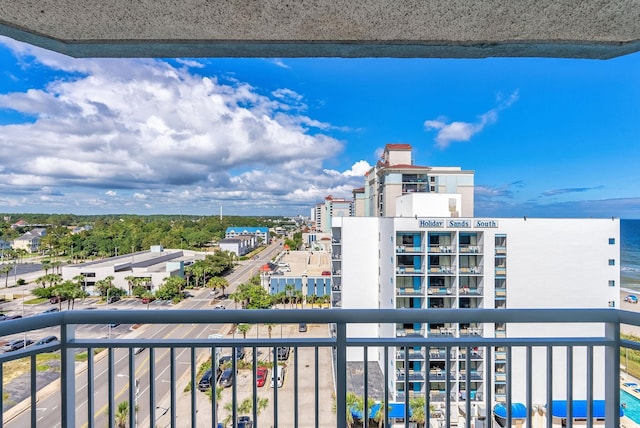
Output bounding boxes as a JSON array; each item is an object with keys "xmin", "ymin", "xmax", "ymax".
[{"xmin": 1, "ymin": 0, "xmax": 639, "ymax": 59}]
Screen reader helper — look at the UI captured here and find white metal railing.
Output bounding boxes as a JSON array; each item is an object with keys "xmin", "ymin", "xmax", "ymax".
[{"xmin": 0, "ymin": 309, "xmax": 637, "ymax": 428}]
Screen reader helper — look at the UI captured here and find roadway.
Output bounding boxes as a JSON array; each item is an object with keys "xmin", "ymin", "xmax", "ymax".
[{"xmin": 4, "ymin": 239, "xmax": 286, "ymax": 427}]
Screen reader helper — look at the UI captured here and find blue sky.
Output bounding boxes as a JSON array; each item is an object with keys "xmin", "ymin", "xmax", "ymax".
[{"xmin": 1, "ymin": 35, "xmax": 639, "ymax": 218}]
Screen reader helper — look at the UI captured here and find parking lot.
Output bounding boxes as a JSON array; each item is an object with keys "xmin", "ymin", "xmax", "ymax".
[{"xmin": 160, "ymin": 322, "xmax": 337, "ymax": 427}]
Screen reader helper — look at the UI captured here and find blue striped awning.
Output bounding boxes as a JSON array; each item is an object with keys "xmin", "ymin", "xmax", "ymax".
[
  {"xmin": 351, "ymin": 402, "xmax": 411, "ymax": 419},
  {"xmin": 549, "ymin": 400, "xmax": 623, "ymax": 418},
  {"xmin": 493, "ymin": 403, "xmax": 527, "ymax": 418}
]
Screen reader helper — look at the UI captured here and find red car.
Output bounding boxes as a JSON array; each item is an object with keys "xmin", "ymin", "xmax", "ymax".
[
  {"xmin": 256, "ymin": 367, "xmax": 268, "ymax": 387},
  {"xmin": 321, "ymin": 271, "xmax": 331, "ymax": 276}
]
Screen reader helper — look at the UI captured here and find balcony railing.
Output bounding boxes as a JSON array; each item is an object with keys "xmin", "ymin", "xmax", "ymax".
[{"xmin": 0, "ymin": 308, "xmax": 635, "ymax": 428}]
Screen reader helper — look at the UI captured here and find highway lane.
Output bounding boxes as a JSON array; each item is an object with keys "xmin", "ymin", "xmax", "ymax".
[{"xmin": 5, "ymin": 239, "xmax": 285, "ymax": 427}]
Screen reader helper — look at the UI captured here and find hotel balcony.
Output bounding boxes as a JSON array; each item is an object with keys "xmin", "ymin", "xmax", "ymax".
[
  {"xmin": 395, "ymin": 245, "xmax": 424, "ymax": 254},
  {"xmin": 428, "ymin": 347, "xmax": 447, "ymax": 359},
  {"xmin": 427, "ymin": 287, "xmax": 454, "ymax": 296},
  {"xmin": 0, "ymin": 308, "xmax": 633, "ymax": 428},
  {"xmin": 396, "ymin": 370, "xmax": 426, "ymax": 382},
  {"xmin": 396, "ymin": 266, "xmax": 424, "ymax": 275},
  {"xmin": 396, "ymin": 286, "xmax": 425, "ymax": 296},
  {"xmin": 458, "ymin": 370, "xmax": 483, "ymax": 381},
  {"xmin": 429, "ymin": 265, "xmax": 455, "ymax": 274},
  {"xmin": 459, "ymin": 266, "xmax": 482, "ymax": 275},
  {"xmin": 459, "ymin": 348, "xmax": 484, "ymax": 360},
  {"xmin": 459, "ymin": 245, "xmax": 483, "ymax": 254},
  {"xmin": 396, "ymin": 348, "xmax": 425, "ymax": 360},
  {"xmin": 428, "ymin": 245, "xmax": 454, "ymax": 253}
]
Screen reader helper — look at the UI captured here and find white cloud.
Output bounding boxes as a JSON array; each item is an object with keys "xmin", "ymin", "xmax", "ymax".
[
  {"xmin": 0, "ymin": 37, "xmax": 361, "ymax": 214},
  {"xmin": 425, "ymin": 90, "xmax": 519, "ymax": 149}
]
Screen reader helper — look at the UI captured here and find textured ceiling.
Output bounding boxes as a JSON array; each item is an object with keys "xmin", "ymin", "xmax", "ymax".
[{"xmin": 1, "ymin": 0, "xmax": 639, "ymax": 58}]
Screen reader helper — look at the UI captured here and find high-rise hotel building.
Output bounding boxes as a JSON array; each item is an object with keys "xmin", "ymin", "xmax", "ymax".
[{"xmin": 331, "ymin": 144, "xmax": 619, "ymax": 408}]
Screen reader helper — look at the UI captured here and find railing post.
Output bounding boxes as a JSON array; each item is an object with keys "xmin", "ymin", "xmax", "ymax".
[
  {"xmin": 604, "ymin": 321, "xmax": 620, "ymax": 428},
  {"xmin": 336, "ymin": 322, "xmax": 347, "ymax": 428},
  {"xmin": 61, "ymin": 323, "xmax": 76, "ymax": 428}
]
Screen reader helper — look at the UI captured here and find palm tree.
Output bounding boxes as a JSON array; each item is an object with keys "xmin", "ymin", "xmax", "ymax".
[
  {"xmin": 236, "ymin": 323, "xmax": 251, "ymax": 339},
  {"xmin": 41, "ymin": 259, "xmax": 52, "ymax": 275},
  {"xmin": 284, "ymin": 284, "xmax": 295, "ymax": 309},
  {"xmin": 222, "ymin": 397, "xmax": 269, "ymax": 427},
  {"xmin": 265, "ymin": 323, "xmax": 275, "ymax": 339},
  {"xmin": 372, "ymin": 399, "xmax": 391, "ymax": 427},
  {"xmin": 124, "ymin": 275, "xmax": 135, "ymax": 296},
  {"xmin": 333, "ymin": 392, "xmax": 362, "ymax": 428},
  {"xmin": 409, "ymin": 396, "xmax": 433, "ymax": 428},
  {"xmin": 114, "ymin": 401, "xmax": 129, "ymax": 428},
  {"xmin": 207, "ymin": 276, "xmax": 229, "ymax": 297},
  {"xmin": 0, "ymin": 264, "xmax": 12, "ymax": 288}
]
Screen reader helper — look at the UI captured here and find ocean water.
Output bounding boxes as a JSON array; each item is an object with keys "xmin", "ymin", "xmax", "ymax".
[{"xmin": 622, "ymin": 219, "xmax": 640, "ymax": 291}]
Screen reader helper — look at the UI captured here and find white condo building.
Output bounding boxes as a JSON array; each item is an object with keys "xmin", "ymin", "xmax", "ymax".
[{"xmin": 331, "ymin": 144, "xmax": 620, "ymax": 413}]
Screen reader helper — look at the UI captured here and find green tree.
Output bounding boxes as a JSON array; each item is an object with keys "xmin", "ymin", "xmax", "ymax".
[
  {"xmin": 284, "ymin": 284, "xmax": 295, "ymax": 309},
  {"xmin": 409, "ymin": 396, "xmax": 434, "ymax": 428},
  {"xmin": 333, "ymin": 391, "xmax": 363, "ymax": 428},
  {"xmin": 236, "ymin": 323, "xmax": 251, "ymax": 339},
  {"xmin": 372, "ymin": 399, "xmax": 391, "ymax": 427},
  {"xmin": 156, "ymin": 275, "xmax": 186, "ymax": 301},
  {"xmin": 222, "ymin": 397, "xmax": 268, "ymax": 427},
  {"xmin": 207, "ymin": 276, "xmax": 229, "ymax": 297},
  {"xmin": 114, "ymin": 401, "xmax": 129, "ymax": 428},
  {"xmin": 41, "ymin": 259, "xmax": 52, "ymax": 275},
  {"xmin": 265, "ymin": 323, "xmax": 275, "ymax": 339},
  {"xmin": 0, "ymin": 264, "xmax": 12, "ymax": 288}
]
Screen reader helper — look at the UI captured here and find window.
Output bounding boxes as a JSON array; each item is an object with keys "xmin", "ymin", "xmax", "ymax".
[
  {"xmin": 609, "ymin": 238, "xmax": 615, "ymax": 245},
  {"xmin": 609, "ymin": 280, "xmax": 615, "ymax": 287},
  {"xmin": 608, "ymin": 259, "xmax": 615, "ymax": 266}
]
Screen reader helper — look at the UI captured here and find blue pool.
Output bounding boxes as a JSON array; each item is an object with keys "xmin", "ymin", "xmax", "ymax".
[{"xmin": 621, "ymin": 389, "xmax": 640, "ymax": 423}]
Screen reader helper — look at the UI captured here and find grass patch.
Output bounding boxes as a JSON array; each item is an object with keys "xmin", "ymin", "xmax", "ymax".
[
  {"xmin": 24, "ymin": 297, "xmax": 48, "ymax": 305},
  {"xmin": 75, "ymin": 348, "xmax": 105, "ymax": 362},
  {"xmin": 2, "ymin": 353, "xmax": 61, "ymax": 387},
  {"xmin": 622, "ymin": 333, "xmax": 640, "ymax": 379}
]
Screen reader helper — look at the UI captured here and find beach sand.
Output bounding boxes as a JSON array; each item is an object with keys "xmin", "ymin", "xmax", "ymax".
[{"xmin": 621, "ymin": 289, "xmax": 640, "ymax": 336}]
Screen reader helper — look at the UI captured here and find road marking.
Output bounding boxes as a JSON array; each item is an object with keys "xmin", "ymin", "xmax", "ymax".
[{"xmin": 79, "ymin": 322, "xmax": 210, "ymax": 428}]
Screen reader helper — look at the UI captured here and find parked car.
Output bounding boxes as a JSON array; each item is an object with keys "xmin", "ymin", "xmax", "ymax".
[
  {"xmin": 198, "ymin": 368, "xmax": 214, "ymax": 391},
  {"xmin": 2, "ymin": 339, "xmax": 33, "ymax": 352},
  {"xmin": 5, "ymin": 315, "xmax": 22, "ymax": 320},
  {"xmin": 218, "ymin": 348, "xmax": 245, "ymax": 366},
  {"xmin": 107, "ymin": 295, "xmax": 120, "ymax": 304},
  {"xmin": 34, "ymin": 335, "xmax": 58, "ymax": 346},
  {"xmin": 275, "ymin": 346, "xmax": 290, "ymax": 361},
  {"xmin": 213, "ymin": 304, "xmax": 226, "ymax": 310},
  {"xmin": 256, "ymin": 367, "xmax": 268, "ymax": 387},
  {"xmin": 625, "ymin": 294, "xmax": 638, "ymax": 304},
  {"xmin": 141, "ymin": 297, "xmax": 155, "ymax": 304},
  {"xmin": 49, "ymin": 296, "xmax": 67, "ymax": 304},
  {"xmin": 41, "ymin": 307, "xmax": 59, "ymax": 314},
  {"xmin": 237, "ymin": 416, "xmax": 253, "ymax": 428},
  {"xmin": 298, "ymin": 323, "xmax": 307, "ymax": 333},
  {"xmin": 219, "ymin": 368, "xmax": 234, "ymax": 387}
]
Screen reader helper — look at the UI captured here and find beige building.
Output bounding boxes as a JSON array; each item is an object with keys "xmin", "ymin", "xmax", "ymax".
[
  {"xmin": 12, "ymin": 228, "xmax": 46, "ymax": 254},
  {"xmin": 360, "ymin": 144, "xmax": 475, "ymax": 218}
]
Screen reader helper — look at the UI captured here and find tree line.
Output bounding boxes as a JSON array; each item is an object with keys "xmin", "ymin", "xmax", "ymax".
[{"xmin": 0, "ymin": 213, "xmax": 296, "ymax": 260}]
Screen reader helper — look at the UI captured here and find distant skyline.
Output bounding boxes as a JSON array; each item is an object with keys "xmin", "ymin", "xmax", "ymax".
[{"xmin": 1, "ymin": 35, "xmax": 639, "ymax": 218}]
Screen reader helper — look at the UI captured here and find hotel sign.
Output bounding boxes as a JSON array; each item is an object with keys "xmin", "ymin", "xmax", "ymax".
[{"xmin": 417, "ymin": 219, "xmax": 498, "ymax": 228}]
